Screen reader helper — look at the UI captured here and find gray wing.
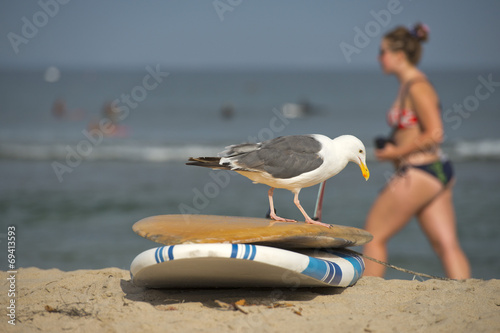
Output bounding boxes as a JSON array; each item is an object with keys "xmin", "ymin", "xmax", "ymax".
[{"xmin": 223, "ymin": 135, "xmax": 323, "ymax": 179}]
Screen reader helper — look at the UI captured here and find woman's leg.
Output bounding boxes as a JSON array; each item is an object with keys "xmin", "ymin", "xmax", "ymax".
[
  {"xmin": 416, "ymin": 184, "xmax": 471, "ymax": 279},
  {"xmin": 363, "ymin": 168, "xmax": 442, "ymax": 277}
]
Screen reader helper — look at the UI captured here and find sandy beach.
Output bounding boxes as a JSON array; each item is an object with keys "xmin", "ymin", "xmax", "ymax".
[{"xmin": 1, "ymin": 267, "xmax": 499, "ymax": 332}]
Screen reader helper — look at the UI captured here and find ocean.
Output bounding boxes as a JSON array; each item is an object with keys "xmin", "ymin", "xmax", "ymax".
[{"xmin": 1, "ymin": 68, "xmax": 499, "ymax": 280}]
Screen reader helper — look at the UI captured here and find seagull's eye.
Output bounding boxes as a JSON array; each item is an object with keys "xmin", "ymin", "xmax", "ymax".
[{"xmin": 359, "ymin": 149, "xmax": 363, "ymax": 154}]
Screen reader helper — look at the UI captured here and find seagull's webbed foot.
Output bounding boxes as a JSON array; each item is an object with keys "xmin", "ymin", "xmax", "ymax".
[
  {"xmin": 269, "ymin": 211, "xmax": 297, "ymax": 223},
  {"xmin": 304, "ymin": 217, "xmax": 332, "ymax": 228},
  {"xmin": 293, "ymin": 191, "xmax": 332, "ymax": 228}
]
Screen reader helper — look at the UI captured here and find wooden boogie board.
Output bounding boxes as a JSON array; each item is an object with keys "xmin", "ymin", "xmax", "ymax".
[
  {"xmin": 133, "ymin": 214, "xmax": 373, "ymax": 249},
  {"xmin": 130, "ymin": 244, "xmax": 365, "ymax": 288}
]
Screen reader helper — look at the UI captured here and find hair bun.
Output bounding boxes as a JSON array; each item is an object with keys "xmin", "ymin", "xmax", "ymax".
[{"xmin": 411, "ymin": 23, "xmax": 429, "ymax": 42}]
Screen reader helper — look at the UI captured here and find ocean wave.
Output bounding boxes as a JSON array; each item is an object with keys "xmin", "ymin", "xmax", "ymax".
[
  {"xmin": 1, "ymin": 140, "xmax": 499, "ymax": 162},
  {"xmin": 451, "ymin": 140, "xmax": 500, "ymax": 160},
  {"xmin": 0, "ymin": 142, "xmax": 220, "ymax": 163}
]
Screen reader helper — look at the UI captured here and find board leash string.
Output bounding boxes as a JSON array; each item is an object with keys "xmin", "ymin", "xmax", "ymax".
[{"xmin": 342, "ymin": 248, "xmax": 454, "ymax": 281}]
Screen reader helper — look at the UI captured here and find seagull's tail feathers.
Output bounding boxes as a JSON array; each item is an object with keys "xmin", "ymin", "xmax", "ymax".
[
  {"xmin": 186, "ymin": 157, "xmax": 231, "ymax": 170},
  {"xmin": 220, "ymin": 142, "xmax": 261, "ymax": 157}
]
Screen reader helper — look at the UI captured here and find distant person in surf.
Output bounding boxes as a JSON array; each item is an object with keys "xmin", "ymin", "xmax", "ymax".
[
  {"xmin": 51, "ymin": 98, "xmax": 85, "ymax": 120},
  {"xmin": 87, "ymin": 101, "xmax": 128, "ymax": 137}
]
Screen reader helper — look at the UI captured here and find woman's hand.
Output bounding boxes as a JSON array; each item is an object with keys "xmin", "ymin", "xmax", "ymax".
[{"xmin": 375, "ymin": 143, "xmax": 400, "ymax": 161}]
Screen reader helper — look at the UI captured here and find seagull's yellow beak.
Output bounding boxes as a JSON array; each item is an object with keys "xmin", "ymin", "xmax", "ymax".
[{"xmin": 358, "ymin": 158, "xmax": 370, "ymax": 181}]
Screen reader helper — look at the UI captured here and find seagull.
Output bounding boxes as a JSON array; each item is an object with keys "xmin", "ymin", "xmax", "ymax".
[{"xmin": 187, "ymin": 134, "xmax": 369, "ymax": 228}]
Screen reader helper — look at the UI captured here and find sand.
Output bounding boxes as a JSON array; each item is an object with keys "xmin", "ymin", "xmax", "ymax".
[{"xmin": 1, "ymin": 267, "xmax": 499, "ymax": 333}]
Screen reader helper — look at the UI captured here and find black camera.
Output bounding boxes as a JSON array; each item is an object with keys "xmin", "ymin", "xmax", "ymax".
[{"xmin": 374, "ymin": 136, "xmax": 394, "ymax": 149}]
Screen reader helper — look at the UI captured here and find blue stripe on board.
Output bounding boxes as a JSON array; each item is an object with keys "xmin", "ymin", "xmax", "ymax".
[
  {"xmin": 156, "ymin": 247, "xmax": 166, "ymax": 263},
  {"xmin": 243, "ymin": 244, "xmax": 250, "ymax": 259},
  {"xmin": 330, "ymin": 261, "xmax": 343, "ymax": 285},
  {"xmin": 324, "ymin": 261, "xmax": 335, "ymax": 283},
  {"xmin": 249, "ymin": 245, "xmax": 256, "ymax": 260},
  {"xmin": 231, "ymin": 244, "xmax": 238, "ymax": 258},
  {"xmin": 302, "ymin": 257, "xmax": 329, "ymax": 283},
  {"xmin": 154, "ymin": 246, "xmax": 175, "ymax": 263},
  {"xmin": 325, "ymin": 250, "xmax": 364, "ymax": 285},
  {"xmin": 167, "ymin": 246, "xmax": 174, "ymax": 261},
  {"xmin": 302, "ymin": 257, "xmax": 343, "ymax": 286},
  {"xmin": 327, "ymin": 250, "xmax": 364, "ymax": 271},
  {"xmin": 229, "ymin": 244, "xmax": 256, "ymax": 260},
  {"xmin": 154, "ymin": 247, "xmax": 161, "ymax": 264}
]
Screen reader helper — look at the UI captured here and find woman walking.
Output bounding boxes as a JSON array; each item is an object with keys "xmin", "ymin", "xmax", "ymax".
[{"xmin": 363, "ymin": 23, "xmax": 470, "ymax": 279}]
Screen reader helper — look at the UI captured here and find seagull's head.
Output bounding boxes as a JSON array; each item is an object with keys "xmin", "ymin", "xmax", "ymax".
[{"xmin": 337, "ymin": 135, "xmax": 370, "ymax": 181}]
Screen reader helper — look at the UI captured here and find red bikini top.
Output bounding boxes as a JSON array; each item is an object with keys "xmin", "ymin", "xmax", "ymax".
[
  {"xmin": 387, "ymin": 78, "xmax": 434, "ymax": 130},
  {"xmin": 387, "ymin": 107, "xmax": 419, "ymax": 129}
]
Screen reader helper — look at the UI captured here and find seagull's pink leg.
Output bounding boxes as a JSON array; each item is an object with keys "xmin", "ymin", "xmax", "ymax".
[
  {"xmin": 268, "ymin": 188, "xmax": 296, "ymax": 222},
  {"xmin": 293, "ymin": 191, "xmax": 332, "ymax": 228}
]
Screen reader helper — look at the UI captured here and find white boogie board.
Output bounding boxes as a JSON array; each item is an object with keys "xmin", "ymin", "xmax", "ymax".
[{"xmin": 130, "ymin": 244, "xmax": 364, "ymax": 288}]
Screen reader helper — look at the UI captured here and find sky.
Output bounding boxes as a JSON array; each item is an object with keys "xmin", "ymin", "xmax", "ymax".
[{"xmin": 1, "ymin": 0, "xmax": 500, "ymax": 71}]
